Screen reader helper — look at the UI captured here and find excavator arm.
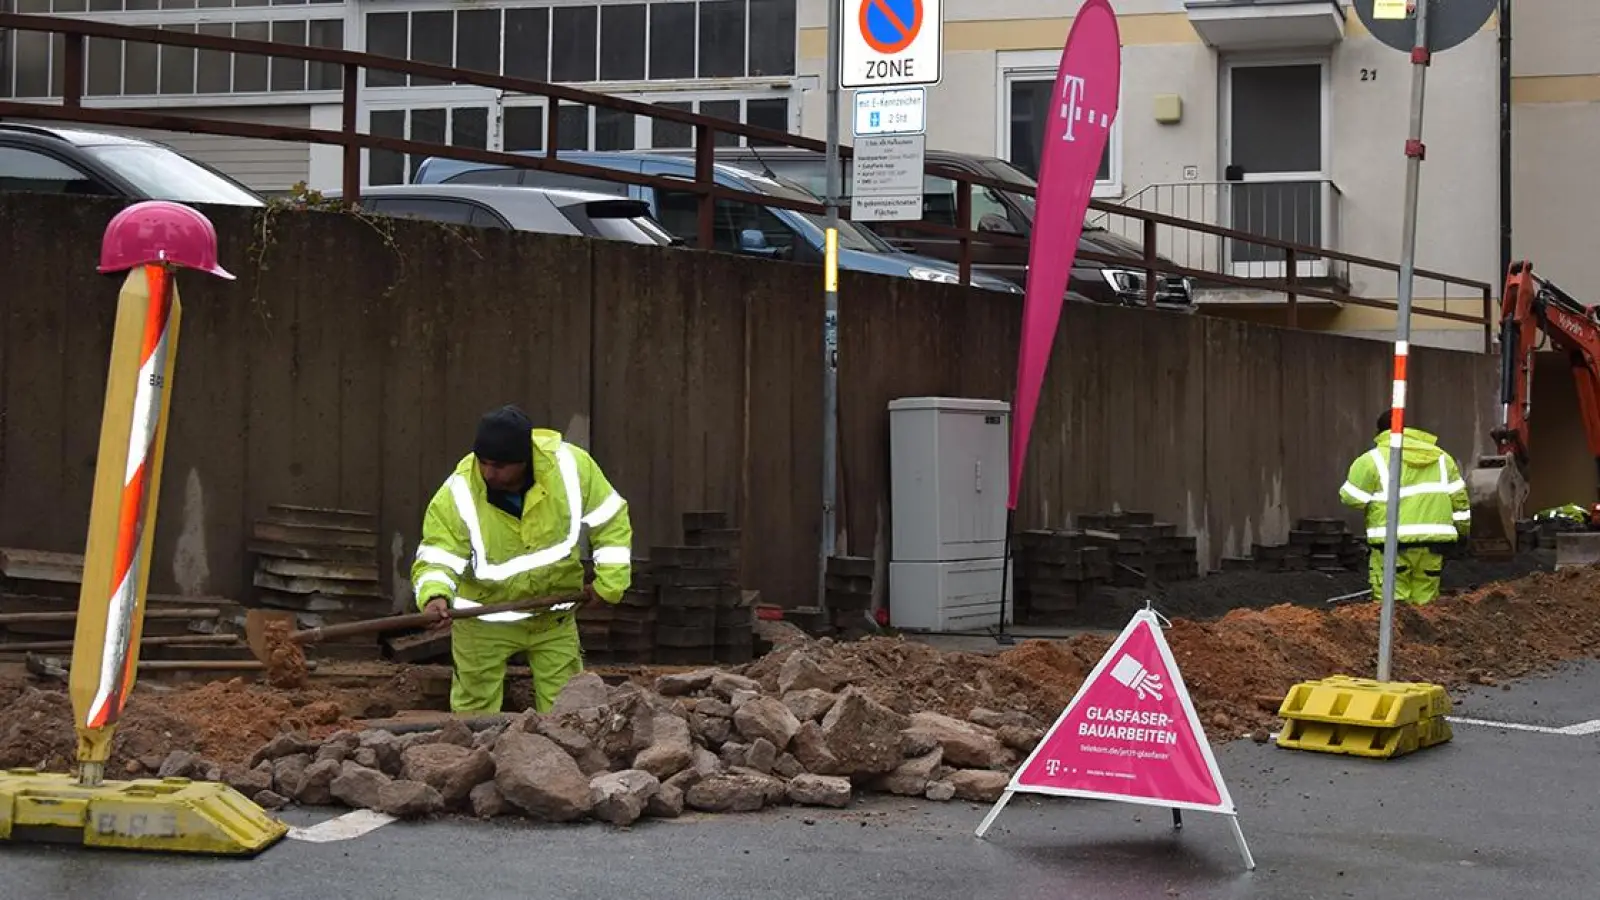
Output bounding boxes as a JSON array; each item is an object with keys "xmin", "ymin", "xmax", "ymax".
[{"xmin": 1470, "ymin": 261, "xmax": 1600, "ymax": 559}]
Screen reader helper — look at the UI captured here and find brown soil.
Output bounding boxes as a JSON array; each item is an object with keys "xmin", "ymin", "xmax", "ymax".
[
  {"xmin": 996, "ymin": 566, "xmax": 1600, "ymax": 734},
  {"xmin": 261, "ymin": 618, "xmax": 309, "ymax": 690},
  {"xmin": 4, "ymin": 564, "xmax": 1600, "ymax": 771},
  {"xmin": 0, "ymin": 670, "xmax": 432, "ymax": 772}
]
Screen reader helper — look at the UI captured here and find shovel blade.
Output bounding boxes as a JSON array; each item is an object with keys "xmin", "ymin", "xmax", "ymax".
[{"xmin": 243, "ymin": 608, "xmax": 297, "ymax": 662}]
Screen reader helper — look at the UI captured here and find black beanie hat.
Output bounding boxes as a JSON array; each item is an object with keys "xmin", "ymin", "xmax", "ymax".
[{"xmin": 473, "ymin": 405, "xmax": 533, "ymax": 464}]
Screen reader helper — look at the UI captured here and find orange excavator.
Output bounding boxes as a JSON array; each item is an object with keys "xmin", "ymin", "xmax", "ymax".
[{"xmin": 1468, "ymin": 261, "xmax": 1600, "ymax": 561}]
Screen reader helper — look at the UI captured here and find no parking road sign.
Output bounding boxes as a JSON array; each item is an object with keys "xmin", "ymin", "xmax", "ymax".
[{"xmin": 840, "ymin": 0, "xmax": 943, "ymax": 90}]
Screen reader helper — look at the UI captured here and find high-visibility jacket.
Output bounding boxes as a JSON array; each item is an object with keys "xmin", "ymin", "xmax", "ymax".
[
  {"xmin": 1535, "ymin": 504, "xmax": 1590, "ymax": 523},
  {"xmin": 409, "ymin": 428, "xmax": 632, "ymax": 621},
  {"xmin": 1338, "ymin": 428, "xmax": 1470, "ymax": 545}
]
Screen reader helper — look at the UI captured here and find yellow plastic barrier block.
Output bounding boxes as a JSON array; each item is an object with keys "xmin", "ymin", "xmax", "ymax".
[
  {"xmin": 0, "ymin": 769, "xmax": 287, "ymax": 856},
  {"xmin": 1275, "ymin": 715, "xmax": 1453, "ymax": 759},
  {"xmin": 1277, "ymin": 675, "xmax": 1453, "ymax": 730}
]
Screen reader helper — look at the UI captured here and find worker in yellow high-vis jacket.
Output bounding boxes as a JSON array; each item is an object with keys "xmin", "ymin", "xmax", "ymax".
[
  {"xmin": 1338, "ymin": 411, "xmax": 1470, "ymax": 607},
  {"xmin": 409, "ymin": 405, "xmax": 632, "ymax": 713}
]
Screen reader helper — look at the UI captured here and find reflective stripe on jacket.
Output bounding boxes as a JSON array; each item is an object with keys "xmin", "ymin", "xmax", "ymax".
[
  {"xmin": 409, "ymin": 428, "xmax": 632, "ymax": 620},
  {"xmin": 1338, "ymin": 428, "xmax": 1470, "ymax": 544}
]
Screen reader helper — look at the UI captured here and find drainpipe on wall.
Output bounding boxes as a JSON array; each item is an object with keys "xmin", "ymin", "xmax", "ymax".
[{"xmin": 1499, "ymin": 0, "xmax": 1513, "ymax": 287}]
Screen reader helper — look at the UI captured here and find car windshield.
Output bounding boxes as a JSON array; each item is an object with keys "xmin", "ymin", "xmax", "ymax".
[
  {"xmin": 731, "ymin": 170, "xmax": 891, "ymax": 252},
  {"xmin": 978, "ymin": 158, "xmax": 1041, "ymax": 221},
  {"xmin": 979, "ymin": 157, "xmax": 1105, "ymax": 231},
  {"xmin": 81, "ymin": 143, "xmax": 265, "ymax": 207}
]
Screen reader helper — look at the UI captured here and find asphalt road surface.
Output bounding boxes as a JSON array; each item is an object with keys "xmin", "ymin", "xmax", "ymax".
[{"xmin": 7, "ymin": 662, "xmax": 1600, "ymax": 900}]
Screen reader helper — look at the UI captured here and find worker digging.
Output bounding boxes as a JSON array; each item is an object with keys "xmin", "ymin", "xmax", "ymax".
[{"xmin": 410, "ymin": 403, "xmax": 634, "ymax": 715}]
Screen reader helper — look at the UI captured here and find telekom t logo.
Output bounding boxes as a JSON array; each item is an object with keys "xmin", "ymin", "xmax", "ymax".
[
  {"xmin": 1059, "ymin": 74, "xmax": 1111, "ymax": 142},
  {"xmin": 1045, "ymin": 759, "xmax": 1062, "ymax": 776}
]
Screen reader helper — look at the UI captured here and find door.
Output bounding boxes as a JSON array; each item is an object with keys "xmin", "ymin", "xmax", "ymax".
[{"xmin": 1222, "ymin": 61, "xmax": 1330, "ymax": 278}]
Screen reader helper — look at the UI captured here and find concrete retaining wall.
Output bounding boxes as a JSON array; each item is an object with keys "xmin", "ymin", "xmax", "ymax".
[{"xmin": 0, "ymin": 194, "xmax": 1501, "ymax": 609}]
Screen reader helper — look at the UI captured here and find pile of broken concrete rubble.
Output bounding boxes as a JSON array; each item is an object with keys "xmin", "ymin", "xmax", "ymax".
[{"xmin": 218, "ymin": 653, "xmax": 1042, "ymax": 825}]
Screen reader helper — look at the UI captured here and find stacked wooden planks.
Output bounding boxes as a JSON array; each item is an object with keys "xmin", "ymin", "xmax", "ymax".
[
  {"xmin": 249, "ymin": 504, "xmax": 390, "ymax": 661},
  {"xmin": 0, "ymin": 547, "xmax": 252, "ymax": 665}
]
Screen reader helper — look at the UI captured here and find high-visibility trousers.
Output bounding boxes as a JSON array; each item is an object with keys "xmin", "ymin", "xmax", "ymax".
[
  {"xmin": 448, "ymin": 611, "xmax": 584, "ymax": 714},
  {"xmin": 1366, "ymin": 545, "xmax": 1445, "ymax": 607}
]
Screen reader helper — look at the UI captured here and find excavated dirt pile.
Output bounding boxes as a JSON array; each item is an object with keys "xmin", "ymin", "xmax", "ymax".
[
  {"xmin": 0, "ymin": 671, "xmax": 430, "ymax": 775},
  {"xmin": 3, "ymin": 564, "xmax": 1600, "ymax": 824}
]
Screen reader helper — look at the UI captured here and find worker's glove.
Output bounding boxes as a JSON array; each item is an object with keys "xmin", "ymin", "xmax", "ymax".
[{"xmin": 1110, "ymin": 654, "xmax": 1165, "ymax": 702}]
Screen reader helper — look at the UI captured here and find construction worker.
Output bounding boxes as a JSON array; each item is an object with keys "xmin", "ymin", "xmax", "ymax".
[
  {"xmin": 1535, "ymin": 503, "xmax": 1596, "ymax": 526},
  {"xmin": 1338, "ymin": 411, "xmax": 1470, "ymax": 606},
  {"xmin": 409, "ymin": 405, "xmax": 632, "ymax": 713}
]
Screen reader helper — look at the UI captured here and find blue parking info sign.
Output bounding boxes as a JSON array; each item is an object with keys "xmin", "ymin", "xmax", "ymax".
[{"xmin": 852, "ymin": 88, "xmax": 927, "ymax": 138}]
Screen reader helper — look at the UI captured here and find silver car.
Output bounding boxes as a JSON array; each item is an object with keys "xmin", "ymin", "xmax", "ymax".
[{"xmin": 322, "ymin": 184, "xmax": 681, "ymax": 246}]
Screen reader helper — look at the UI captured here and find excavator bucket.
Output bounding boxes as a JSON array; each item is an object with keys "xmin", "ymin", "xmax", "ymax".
[
  {"xmin": 1467, "ymin": 453, "xmax": 1529, "ymax": 560},
  {"xmin": 1556, "ymin": 532, "xmax": 1600, "ymax": 569}
]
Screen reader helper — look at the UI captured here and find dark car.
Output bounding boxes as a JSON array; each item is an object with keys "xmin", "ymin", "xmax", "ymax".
[
  {"xmin": 412, "ymin": 151, "xmax": 1024, "ymax": 295},
  {"xmin": 645, "ymin": 146, "xmax": 1194, "ymax": 312},
  {"xmin": 0, "ymin": 122, "xmax": 265, "ymax": 207}
]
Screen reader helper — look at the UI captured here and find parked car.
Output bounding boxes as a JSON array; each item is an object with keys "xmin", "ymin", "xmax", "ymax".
[
  {"xmin": 411, "ymin": 151, "xmax": 1025, "ymax": 295},
  {"xmin": 323, "ymin": 183, "xmax": 681, "ymax": 247},
  {"xmin": 643, "ymin": 146, "xmax": 1194, "ymax": 312},
  {"xmin": 0, "ymin": 123, "xmax": 265, "ymax": 207}
]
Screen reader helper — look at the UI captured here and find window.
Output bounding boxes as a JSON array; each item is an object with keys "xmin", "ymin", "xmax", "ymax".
[
  {"xmin": 448, "ymin": 168, "xmax": 523, "ymax": 186},
  {"xmin": 503, "ymin": 106, "xmax": 545, "ymax": 153},
  {"xmin": 648, "ymin": 3, "xmax": 696, "ymax": 79},
  {"xmin": 5, "ymin": 14, "xmax": 342, "ymax": 98},
  {"xmin": 551, "ymin": 6, "xmax": 598, "ymax": 82},
  {"xmin": 504, "ymin": 9, "xmax": 549, "ymax": 80},
  {"xmin": 748, "ymin": 0, "xmax": 796, "ymax": 77},
  {"xmin": 0, "ymin": 147, "xmax": 111, "ymax": 196},
  {"xmin": 455, "ymin": 9, "xmax": 502, "ymax": 76},
  {"xmin": 921, "ymin": 176, "xmax": 1013, "ymax": 230},
  {"xmin": 343, "ymin": 0, "xmax": 796, "ymax": 96},
  {"xmin": 368, "ymin": 92, "xmax": 792, "ymax": 185},
  {"xmin": 639, "ymin": 95, "xmax": 787, "ymax": 149},
  {"xmin": 599, "ymin": 4, "xmax": 646, "ymax": 82},
  {"xmin": 365, "ymin": 196, "xmax": 477, "ymax": 225},
  {"xmin": 997, "ymin": 50, "xmax": 1120, "ymax": 198},
  {"xmin": 366, "ymin": 106, "xmax": 494, "ymax": 186},
  {"xmin": 82, "ymin": 143, "xmax": 264, "ymax": 205},
  {"xmin": 697, "ymin": 0, "xmax": 745, "ymax": 79},
  {"xmin": 656, "ymin": 190, "xmax": 794, "ymax": 254},
  {"xmin": 650, "ymin": 102, "xmax": 694, "ymax": 149},
  {"xmin": 469, "ymin": 205, "xmax": 510, "ymax": 229}
]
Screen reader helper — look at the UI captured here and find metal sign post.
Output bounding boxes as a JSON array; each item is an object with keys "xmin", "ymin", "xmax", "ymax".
[
  {"xmin": 1353, "ymin": 0, "xmax": 1499, "ymax": 682},
  {"xmin": 822, "ymin": 0, "xmax": 945, "ymax": 603},
  {"xmin": 821, "ymin": 0, "xmax": 843, "ymax": 606},
  {"xmin": 1374, "ymin": 0, "xmax": 1429, "ymax": 684}
]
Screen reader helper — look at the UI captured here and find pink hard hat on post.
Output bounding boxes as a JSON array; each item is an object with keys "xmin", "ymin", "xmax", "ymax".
[{"xmin": 98, "ymin": 200, "xmax": 235, "ymax": 280}]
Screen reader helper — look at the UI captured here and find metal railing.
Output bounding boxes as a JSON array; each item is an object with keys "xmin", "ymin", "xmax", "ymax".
[
  {"xmin": 1100, "ymin": 179, "xmax": 1345, "ymax": 283},
  {"xmin": 0, "ymin": 13, "xmax": 1496, "ymax": 349}
]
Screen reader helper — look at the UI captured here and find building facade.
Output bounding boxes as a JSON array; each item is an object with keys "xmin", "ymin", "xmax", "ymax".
[
  {"xmin": 798, "ymin": 0, "xmax": 1507, "ymax": 349},
  {"xmin": 0, "ymin": 0, "xmax": 805, "ymax": 191},
  {"xmin": 7, "ymin": 1, "xmax": 1600, "ymax": 350}
]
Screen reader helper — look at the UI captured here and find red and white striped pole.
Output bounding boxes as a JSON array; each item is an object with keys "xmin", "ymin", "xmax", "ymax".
[
  {"xmin": 83, "ymin": 264, "xmax": 175, "ymax": 733},
  {"xmin": 1377, "ymin": 0, "xmax": 1432, "ymax": 683}
]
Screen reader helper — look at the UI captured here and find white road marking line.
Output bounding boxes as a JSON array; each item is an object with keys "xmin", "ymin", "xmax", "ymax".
[
  {"xmin": 286, "ymin": 809, "xmax": 397, "ymax": 843},
  {"xmin": 1266, "ymin": 717, "xmax": 1600, "ymax": 741},
  {"xmin": 1446, "ymin": 716, "xmax": 1568, "ymax": 734},
  {"xmin": 1447, "ymin": 716, "xmax": 1600, "ymax": 736}
]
